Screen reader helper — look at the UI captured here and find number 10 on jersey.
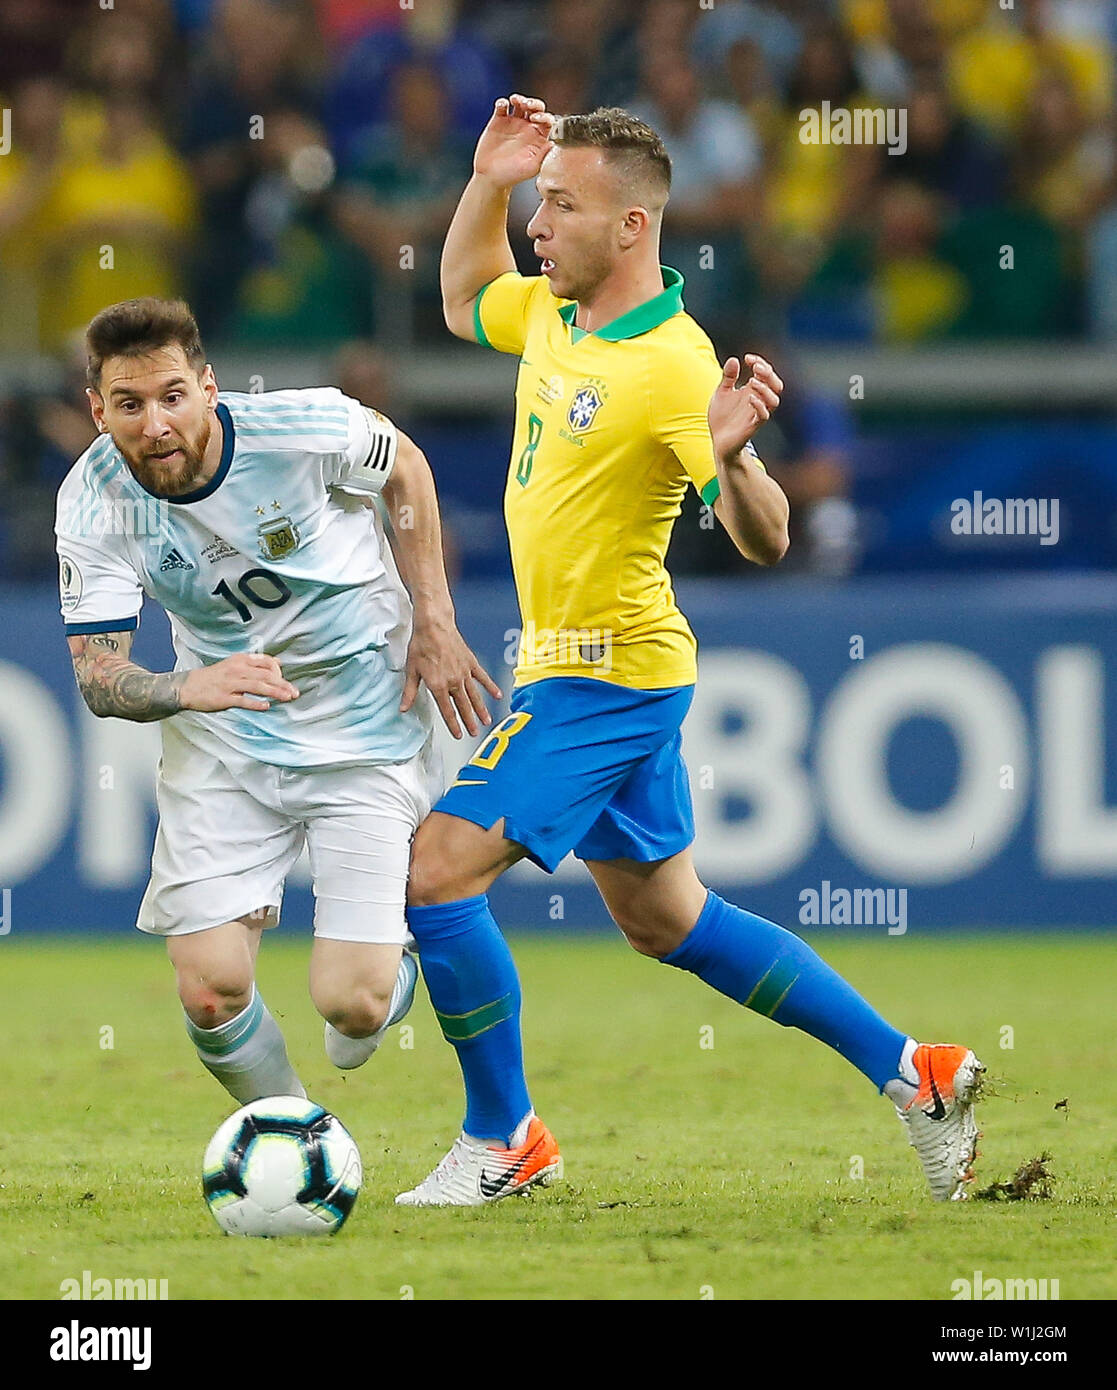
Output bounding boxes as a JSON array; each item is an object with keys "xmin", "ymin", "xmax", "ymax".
[{"xmin": 213, "ymin": 568, "xmax": 292, "ymax": 622}]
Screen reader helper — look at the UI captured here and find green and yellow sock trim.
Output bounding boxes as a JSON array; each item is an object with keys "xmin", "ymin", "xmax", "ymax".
[
  {"xmin": 743, "ymin": 961, "xmax": 801, "ymax": 1019},
  {"xmin": 435, "ymin": 993, "xmax": 515, "ymax": 1043}
]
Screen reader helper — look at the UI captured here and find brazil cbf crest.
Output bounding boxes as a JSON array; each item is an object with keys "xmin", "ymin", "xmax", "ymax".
[{"xmin": 568, "ymin": 379, "xmax": 608, "ymax": 433}]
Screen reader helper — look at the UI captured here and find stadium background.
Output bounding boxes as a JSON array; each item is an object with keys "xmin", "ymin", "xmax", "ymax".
[{"xmin": 1, "ymin": 0, "xmax": 1116, "ymax": 935}]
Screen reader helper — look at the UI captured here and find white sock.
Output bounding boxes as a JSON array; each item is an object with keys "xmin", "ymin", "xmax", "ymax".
[
  {"xmin": 324, "ymin": 950, "xmax": 416, "ymax": 1070},
  {"xmin": 464, "ymin": 1110, "xmax": 533, "ymax": 1151},
  {"xmin": 883, "ymin": 1037, "xmax": 920, "ymax": 1108},
  {"xmin": 186, "ymin": 987, "xmax": 305, "ymax": 1104}
]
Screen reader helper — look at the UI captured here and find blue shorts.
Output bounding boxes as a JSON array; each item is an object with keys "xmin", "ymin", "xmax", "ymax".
[{"xmin": 435, "ymin": 677, "xmax": 695, "ymax": 873}]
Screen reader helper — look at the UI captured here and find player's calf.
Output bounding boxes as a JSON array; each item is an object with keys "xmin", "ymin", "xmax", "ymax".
[
  {"xmin": 589, "ymin": 853, "xmax": 707, "ymax": 959},
  {"xmin": 609, "ymin": 904, "xmax": 693, "ymax": 959}
]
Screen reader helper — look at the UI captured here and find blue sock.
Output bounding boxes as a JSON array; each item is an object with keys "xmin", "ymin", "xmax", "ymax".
[
  {"xmin": 662, "ymin": 892, "xmax": 908, "ymax": 1091},
  {"xmin": 407, "ymin": 895, "xmax": 532, "ymax": 1143}
]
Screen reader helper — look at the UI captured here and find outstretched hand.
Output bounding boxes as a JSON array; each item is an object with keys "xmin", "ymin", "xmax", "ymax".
[
  {"xmin": 707, "ymin": 354, "xmax": 784, "ymax": 464},
  {"xmin": 401, "ymin": 614, "xmax": 504, "ymax": 740}
]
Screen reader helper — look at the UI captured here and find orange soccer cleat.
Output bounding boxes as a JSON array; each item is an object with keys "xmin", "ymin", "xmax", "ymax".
[
  {"xmin": 395, "ymin": 1114, "xmax": 563, "ymax": 1207},
  {"xmin": 896, "ymin": 1043, "xmax": 985, "ymax": 1201}
]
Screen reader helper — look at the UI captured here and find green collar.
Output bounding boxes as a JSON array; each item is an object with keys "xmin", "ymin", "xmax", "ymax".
[{"xmin": 558, "ymin": 266, "xmax": 685, "ymax": 342}]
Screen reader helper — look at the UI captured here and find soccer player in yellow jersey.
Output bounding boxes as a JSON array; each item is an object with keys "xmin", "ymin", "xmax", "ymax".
[{"xmin": 394, "ymin": 98, "xmax": 983, "ymax": 1207}]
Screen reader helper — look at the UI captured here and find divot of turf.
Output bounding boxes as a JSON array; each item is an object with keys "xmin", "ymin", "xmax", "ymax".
[{"xmin": 974, "ymin": 1153, "xmax": 1056, "ymax": 1201}]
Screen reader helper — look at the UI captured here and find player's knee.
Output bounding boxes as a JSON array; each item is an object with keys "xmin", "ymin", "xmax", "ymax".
[
  {"xmin": 407, "ymin": 838, "xmax": 464, "ymax": 906},
  {"xmin": 617, "ymin": 922, "xmax": 673, "ymax": 959},
  {"xmin": 406, "ymin": 858, "xmax": 447, "ymax": 907},
  {"xmin": 610, "ymin": 902, "xmax": 687, "ymax": 960},
  {"xmin": 316, "ymin": 987, "xmax": 390, "ymax": 1038},
  {"xmin": 178, "ymin": 970, "xmax": 254, "ymax": 1028}
]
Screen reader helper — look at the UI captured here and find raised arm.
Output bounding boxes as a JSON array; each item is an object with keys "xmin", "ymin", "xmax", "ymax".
[
  {"xmin": 67, "ymin": 628, "xmax": 298, "ymax": 722},
  {"xmin": 441, "ymin": 94, "xmax": 554, "ymax": 340}
]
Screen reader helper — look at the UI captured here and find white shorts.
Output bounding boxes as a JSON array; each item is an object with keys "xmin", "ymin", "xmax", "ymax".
[{"xmin": 136, "ymin": 719, "xmax": 443, "ymax": 944}]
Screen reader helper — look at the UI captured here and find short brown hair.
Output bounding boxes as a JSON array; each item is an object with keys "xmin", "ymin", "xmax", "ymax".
[
  {"xmin": 552, "ymin": 107, "xmax": 672, "ymax": 208},
  {"xmin": 85, "ymin": 298, "xmax": 205, "ymax": 390}
]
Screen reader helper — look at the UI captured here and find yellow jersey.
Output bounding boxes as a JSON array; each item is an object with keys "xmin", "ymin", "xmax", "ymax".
[{"xmin": 474, "ymin": 266, "xmax": 762, "ymax": 690}]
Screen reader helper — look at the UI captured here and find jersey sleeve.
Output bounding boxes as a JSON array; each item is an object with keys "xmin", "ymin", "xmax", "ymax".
[
  {"xmin": 55, "ymin": 482, "xmax": 144, "ymax": 636},
  {"xmin": 319, "ymin": 389, "xmax": 399, "ymax": 497},
  {"xmin": 650, "ymin": 337, "xmax": 767, "ymax": 505},
  {"xmin": 473, "ymin": 272, "xmax": 549, "ymax": 355}
]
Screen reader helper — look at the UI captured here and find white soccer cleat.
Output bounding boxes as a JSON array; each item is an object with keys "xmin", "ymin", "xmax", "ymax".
[
  {"xmin": 896, "ymin": 1043, "xmax": 984, "ymax": 1201},
  {"xmin": 324, "ymin": 949, "xmax": 418, "ymax": 1070},
  {"xmin": 395, "ymin": 1115, "xmax": 563, "ymax": 1207}
]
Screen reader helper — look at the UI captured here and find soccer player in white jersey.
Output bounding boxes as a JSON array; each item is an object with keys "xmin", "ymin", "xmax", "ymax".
[{"xmin": 54, "ymin": 297, "xmax": 501, "ymax": 1106}]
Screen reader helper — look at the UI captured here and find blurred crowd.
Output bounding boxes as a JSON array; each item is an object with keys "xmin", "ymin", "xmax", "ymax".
[
  {"xmin": 1, "ymin": 0, "xmax": 1115, "ymax": 578},
  {"xmin": 3, "ymin": 0, "xmax": 1115, "ymax": 353}
]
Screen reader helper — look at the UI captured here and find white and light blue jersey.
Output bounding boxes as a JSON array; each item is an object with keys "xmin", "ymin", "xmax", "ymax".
[{"xmin": 55, "ymin": 388, "xmax": 432, "ymax": 768}]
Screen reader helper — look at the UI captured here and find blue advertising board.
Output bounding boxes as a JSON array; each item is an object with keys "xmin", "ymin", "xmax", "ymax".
[{"xmin": 1, "ymin": 573, "xmax": 1115, "ymax": 936}]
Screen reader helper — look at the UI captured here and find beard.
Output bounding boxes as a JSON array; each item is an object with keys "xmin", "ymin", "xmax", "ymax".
[
  {"xmin": 545, "ymin": 241, "xmax": 616, "ymax": 306},
  {"xmin": 122, "ymin": 416, "xmax": 213, "ymax": 497}
]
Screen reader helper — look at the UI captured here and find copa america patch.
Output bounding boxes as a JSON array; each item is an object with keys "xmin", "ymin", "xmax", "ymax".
[{"xmin": 59, "ymin": 554, "xmax": 83, "ymax": 612}]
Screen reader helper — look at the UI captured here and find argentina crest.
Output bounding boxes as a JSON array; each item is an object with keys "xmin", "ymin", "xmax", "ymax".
[{"xmin": 257, "ymin": 510, "xmax": 300, "ymax": 561}]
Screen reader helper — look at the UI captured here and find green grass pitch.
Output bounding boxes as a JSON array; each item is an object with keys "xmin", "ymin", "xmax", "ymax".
[{"xmin": 2, "ymin": 932, "xmax": 1114, "ymax": 1301}]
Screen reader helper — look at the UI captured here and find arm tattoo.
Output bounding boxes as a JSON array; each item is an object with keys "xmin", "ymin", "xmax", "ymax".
[{"xmin": 69, "ymin": 633, "xmax": 188, "ymax": 722}]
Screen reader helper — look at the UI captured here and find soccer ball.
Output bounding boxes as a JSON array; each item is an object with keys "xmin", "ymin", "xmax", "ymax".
[{"xmin": 202, "ymin": 1096, "xmax": 362, "ymax": 1236}]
